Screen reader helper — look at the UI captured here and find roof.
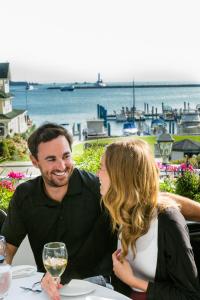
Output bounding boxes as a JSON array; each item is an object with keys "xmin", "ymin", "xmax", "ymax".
[
  {"xmin": 0, "ymin": 63, "xmax": 9, "ymax": 79},
  {"xmin": 157, "ymin": 133, "xmax": 174, "ymax": 143},
  {"xmin": 0, "ymin": 109, "xmax": 26, "ymax": 120},
  {"xmin": 172, "ymin": 139, "xmax": 200, "ymax": 151}
]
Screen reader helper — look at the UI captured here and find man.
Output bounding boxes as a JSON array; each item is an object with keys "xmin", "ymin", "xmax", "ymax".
[
  {"xmin": 1, "ymin": 123, "xmax": 115, "ymax": 283},
  {"xmin": 2, "ymin": 123, "xmax": 200, "ymax": 299}
]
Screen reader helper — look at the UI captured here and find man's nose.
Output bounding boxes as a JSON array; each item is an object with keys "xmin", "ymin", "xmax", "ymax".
[{"xmin": 56, "ymin": 159, "xmax": 66, "ymax": 170}]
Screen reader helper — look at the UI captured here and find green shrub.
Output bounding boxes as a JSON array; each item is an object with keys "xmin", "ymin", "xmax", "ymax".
[
  {"xmin": 74, "ymin": 143, "xmax": 105, "ymax": 173},
  {"xmin": 160, "ymin": 177, "xmax": 176, "ymax": 193},
  {"xmin": 0, "ymin": 135, "xmax": 28, "ymax": 161},
  {"xmin": 175, "ymin": 171, "xmax": 200, "ymax": 199}
]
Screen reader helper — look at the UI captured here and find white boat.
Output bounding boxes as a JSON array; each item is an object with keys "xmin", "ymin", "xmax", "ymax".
[
  {"xmin": 26, "ymin": 83, "xmax": 34, "ymax": 91},
  {"xmin": 123, "ymin": 122, "xmax": 138, "ymax": 136},
  {"xmin": 177, "ymin": 109, "xmax": 200, "ymax": 135}
]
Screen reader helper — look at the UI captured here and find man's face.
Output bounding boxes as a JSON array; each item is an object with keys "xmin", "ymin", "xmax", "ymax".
[{"xmin": 31, "ymin": 135, "xmax": 74, "ymax": 188}]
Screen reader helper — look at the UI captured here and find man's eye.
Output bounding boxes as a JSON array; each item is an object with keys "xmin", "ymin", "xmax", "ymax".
[{"xmin": 47, "ymin": 158, "xmax": 55, "ymax": 162}]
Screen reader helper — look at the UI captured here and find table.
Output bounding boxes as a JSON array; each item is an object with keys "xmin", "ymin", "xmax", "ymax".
[{"xmin": 7, "ymin": 272, "xmax": 131, "ymax": 300}]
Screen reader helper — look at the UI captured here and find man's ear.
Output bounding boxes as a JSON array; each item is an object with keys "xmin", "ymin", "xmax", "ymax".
[{"xmin": 30, "ymin": 154, "xmax": 39, "ymax": 168}]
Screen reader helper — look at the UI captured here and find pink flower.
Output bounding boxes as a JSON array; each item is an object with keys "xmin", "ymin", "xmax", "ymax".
[
  {"xmin": 180, "ymin": 163, "xmax": 194, "ymax": 172},
  {"xmin": 7, "ymin": 171, "xmax": 25, "ymax": 180},
  {"xmin": 0, "ymin": 180, "xmax": 15, "ymax": 191}
]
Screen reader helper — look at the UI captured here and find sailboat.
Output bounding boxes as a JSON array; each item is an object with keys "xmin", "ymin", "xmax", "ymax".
[
  {"xmin": 26, "ymin": 83, "xmax": 34, "ymax": 91},
  {"xmin": 122, "ymin": 80, "xmax": 138, "ymax": 136}
]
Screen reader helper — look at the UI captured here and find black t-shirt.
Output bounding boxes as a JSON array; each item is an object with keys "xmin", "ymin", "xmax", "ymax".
[{"xmin": 2, "ymin": 168, "xmax": 116, "ymax": 283}]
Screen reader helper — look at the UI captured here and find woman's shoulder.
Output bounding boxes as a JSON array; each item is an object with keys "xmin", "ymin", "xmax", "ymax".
[
  {"xmin": 158, "ymin": 207, "xmax": 191, "ymax": 248},
  {"xmin": 158, "ymin": 206, "xmax": 187, "ymax": 232}
]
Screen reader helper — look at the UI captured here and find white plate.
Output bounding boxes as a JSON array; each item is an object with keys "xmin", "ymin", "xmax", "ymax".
[
  {"xmin": 60, "ymin": 279, "xmax": 95, "ymax": 297},
  {"xmin": 11, "ymin": 265, "xmax": 37, "ymax": 279}
]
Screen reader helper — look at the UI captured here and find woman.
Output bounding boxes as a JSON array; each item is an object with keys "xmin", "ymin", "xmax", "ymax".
[{"xmin": 98, "ymin": 139, "xmax": 200, "ymax": 300}]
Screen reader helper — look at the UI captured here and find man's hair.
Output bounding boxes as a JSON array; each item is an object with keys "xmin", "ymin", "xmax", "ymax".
[{"xmin": 28, "ymin": 122, "xmax": 73, "ymax": 158}]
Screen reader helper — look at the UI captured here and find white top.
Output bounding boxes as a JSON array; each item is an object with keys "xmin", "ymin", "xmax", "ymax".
[{"xmin": 118, "ymin": 216, "xmax": 158, "ymax": 291}]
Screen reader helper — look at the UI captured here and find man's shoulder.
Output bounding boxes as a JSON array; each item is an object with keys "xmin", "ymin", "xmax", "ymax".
[
  {"xmin": 76, "ymin": 168, "xmax": 100, "ymax": 195},
  {"xmin": 77, "ymin": 169, "xmax": 99, "ymax": 182},
  {"xmin": 16, "ymin": 176, "xmax": 42, "ymax": 194}
]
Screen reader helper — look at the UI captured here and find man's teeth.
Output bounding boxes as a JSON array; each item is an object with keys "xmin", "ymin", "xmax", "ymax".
[{"xmin": 53, "ymin": 171, "xmax": 66, "ymax": 176}]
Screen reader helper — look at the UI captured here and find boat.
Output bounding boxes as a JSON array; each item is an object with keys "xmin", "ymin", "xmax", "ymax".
[
  {"xmin": 26, "ymin": 83, "xmax": 34, "ymax": 91},
  {"xmin": 115, "ymin": 107, "xmax": 127, "ymax": 122},
  {"xmin": 177, "ymin": 109, "xmax": 200, "ymax": 135},
  {"xmin": 122, "ymin": 80, "xmax": 138, "ymax": 136},
  {"xmin": 123, "ymin": 121, "xmax": 138, "ymax": 135},
  {"xmin": 151, "ymin": 118, "xmax": 167, "ymax": 135},
  {"xmin": 60, "ymin": 85, "xmax": 75, "ymax": 92}
]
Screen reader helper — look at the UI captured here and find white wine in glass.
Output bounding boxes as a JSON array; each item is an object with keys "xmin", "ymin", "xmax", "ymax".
[{"xmin": 43, "ymin": 242, "xmax": 68, "ymax": 281}]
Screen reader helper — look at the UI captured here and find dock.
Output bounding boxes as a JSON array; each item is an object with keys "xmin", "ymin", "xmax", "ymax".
[{"xmin": 74, "ymin": 83, "xmax": 200, "ymax": 90}]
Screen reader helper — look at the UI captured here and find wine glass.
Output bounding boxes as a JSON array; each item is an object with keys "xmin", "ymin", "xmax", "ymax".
[
  {"xmin": 0, "ymin": 264, "xmax": 11, "ymax": 299},
  {"xmin": 0, "ymin": 236, "xmax": 6, "ymax": 263},
  {"xmin": 42, "ymin": 242, "xmax": 68, "ymax": 283}
]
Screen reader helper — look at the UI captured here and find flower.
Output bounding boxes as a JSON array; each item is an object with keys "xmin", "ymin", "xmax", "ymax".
[
  {"xmin": 179, "ymin": 163, "xmax": 194, "ymax": 172},
  {"xmin": 7, "ymin": 171, "xmax": 25, "ymax": 180},
  {"xmin": 0, "ymin": 180, "xmax": 15, "ymax": 191},
  {"xmin": 0, "ymin": 171, "xmax": 25, "ymax": 211}
]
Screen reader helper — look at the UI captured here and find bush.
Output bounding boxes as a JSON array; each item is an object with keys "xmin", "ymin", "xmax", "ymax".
[
  {"xmin": 175, "ymin": 171, "xmax": 200, "ymax": 199},
  {"xmin": 74, "ymin": 143, "xmax": 105, "ymax": 173},
  {"xmin": 0, "ymin": 135, "xmax": 28, "ymax": 161},
  {"xmin": 160, "ymin": 177, "xmax": 176, "ymax": 193}
]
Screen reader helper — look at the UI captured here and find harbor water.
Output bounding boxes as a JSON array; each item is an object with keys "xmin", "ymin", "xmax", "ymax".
[{"xmin": 11, "ymin": 83, "xmax": 200, "ymax": 136}]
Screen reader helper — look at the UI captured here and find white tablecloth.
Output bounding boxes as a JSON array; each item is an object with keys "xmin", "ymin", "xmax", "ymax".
[{"xmin": 7, "ymin": 272, "xmax": 131, "ymax": 300}]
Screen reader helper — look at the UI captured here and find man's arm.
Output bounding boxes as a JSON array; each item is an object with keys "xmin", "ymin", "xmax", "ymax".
[
  {"xmin": 160, "ymin": 192, "xmax": 200, "ymax": 221},
  {"xmin": 5, "ymin": 243, "xmax": 18, "ymax": 264}
]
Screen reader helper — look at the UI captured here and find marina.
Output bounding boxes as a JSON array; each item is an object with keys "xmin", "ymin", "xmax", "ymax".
[{"xmin": 10, "ymin": 81, "xmax": 200, "ymax": 138}]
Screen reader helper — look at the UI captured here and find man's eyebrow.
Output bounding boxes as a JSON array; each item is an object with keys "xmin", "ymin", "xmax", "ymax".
[{"xmin": 63, "ymin": 151, "xmax": 71, "ymax": 156}]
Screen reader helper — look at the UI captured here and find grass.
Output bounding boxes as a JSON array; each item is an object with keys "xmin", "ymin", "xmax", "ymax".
[{"xmin": 72, "ymin": 135, "xmax": 200, "ymax": 157}]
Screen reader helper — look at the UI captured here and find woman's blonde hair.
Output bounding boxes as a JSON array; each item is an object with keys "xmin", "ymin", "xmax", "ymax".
[{"xmin": 102, "ymin": 139, "xmax": 159, "ymax": 259}]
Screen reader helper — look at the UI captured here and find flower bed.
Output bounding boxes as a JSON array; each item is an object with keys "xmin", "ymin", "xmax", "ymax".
[{"xmin": 0, "ymin": 171, "xmax": 25, "ymax": 211}]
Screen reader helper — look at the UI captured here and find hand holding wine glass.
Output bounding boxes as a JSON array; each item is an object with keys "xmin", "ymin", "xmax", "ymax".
[
  {"xmin": 42, "ymin": 242, "xmax": 68, "ymax": 283},
  {"xmin": 0, "ymin": 236, "xmax": 11, "ymax": 299},
  {"xmin": 0, "ymin": 236, "xmax": 6, "ymax": 263}
]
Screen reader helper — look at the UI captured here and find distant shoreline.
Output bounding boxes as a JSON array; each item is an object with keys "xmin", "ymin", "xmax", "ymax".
[{"xmin": 10, "ymin": 81, "xmax": 200, "ymax": 89}]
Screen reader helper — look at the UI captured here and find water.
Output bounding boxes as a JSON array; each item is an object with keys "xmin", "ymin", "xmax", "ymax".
[{"xmin": 11, "ymin": 84, "xmax": 200, "ymax": 136}]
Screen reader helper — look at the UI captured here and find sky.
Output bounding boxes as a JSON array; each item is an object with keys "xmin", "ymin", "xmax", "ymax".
[{"xmin": 1, "ymin": 0, "xmax": 200, "ymax": 83}]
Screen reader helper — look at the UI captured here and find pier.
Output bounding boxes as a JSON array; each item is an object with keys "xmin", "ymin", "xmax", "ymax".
[{"xmin": 74, "ymin": 83, "xmax": 200, "ymax": 90}]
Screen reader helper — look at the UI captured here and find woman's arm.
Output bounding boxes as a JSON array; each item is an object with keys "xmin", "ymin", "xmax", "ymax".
[
  {"xmin": 112, "ymin": 251, "xmax": 148, "ymax": 291},
  {"xmin": 159, "ymin": 192, "xmax": 200, "ymax": 221}
]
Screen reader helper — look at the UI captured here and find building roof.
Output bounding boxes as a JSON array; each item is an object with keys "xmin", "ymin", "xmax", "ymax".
[
  {"xmin": 0, "ymin": 63, "xmax": 9, "ymax": 79},
  {"xmin": 0, "ymin": 109, "xmax": 26, "ymax": 120},
  {"xmin": 172, "ymin": 139, "xmax": 200, "ymax": 151}
]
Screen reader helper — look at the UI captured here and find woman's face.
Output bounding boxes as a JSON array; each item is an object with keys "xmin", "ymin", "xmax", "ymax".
[{"xmin": 98, "ymin": 154, "xmax": 111, "ymax": 196}]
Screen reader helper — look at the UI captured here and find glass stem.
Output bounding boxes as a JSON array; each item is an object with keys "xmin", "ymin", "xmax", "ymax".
[{"xmin": 53, "ymin": 277, "xmax": 60, "ymax": 286}]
